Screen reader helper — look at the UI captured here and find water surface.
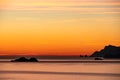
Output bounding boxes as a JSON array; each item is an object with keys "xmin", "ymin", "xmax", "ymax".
[{"xmin": 0, "ymin": 59, "xmax": 120, "ymax": 80}]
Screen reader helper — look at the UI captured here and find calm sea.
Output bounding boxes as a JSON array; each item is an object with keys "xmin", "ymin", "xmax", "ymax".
[{"xmin": 0, "ymin": 59, "xmax": 120, "ymax": 80}]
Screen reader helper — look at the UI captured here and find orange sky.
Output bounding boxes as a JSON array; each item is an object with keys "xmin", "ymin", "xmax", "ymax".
[{"xmin": 0, "ymin": 0, "xmax": 120, "ymax": 56}]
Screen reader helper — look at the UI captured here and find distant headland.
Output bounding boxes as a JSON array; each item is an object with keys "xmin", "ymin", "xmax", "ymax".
[{"xmin": 90, "ymin": 45, "xmax": 120, "ymax": 58}]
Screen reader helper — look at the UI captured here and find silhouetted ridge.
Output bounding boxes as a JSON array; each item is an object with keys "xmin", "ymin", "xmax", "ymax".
[
  {"xmin": 91, "ymin": 45, "xmax": 120, "ymax": 58},
  {"xmin": 11, "ymin": 57, "xmax": 38, "ymax": 62}
]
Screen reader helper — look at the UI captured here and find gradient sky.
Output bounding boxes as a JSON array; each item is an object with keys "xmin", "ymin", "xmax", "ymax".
[{"xmin": 0, "ymin": 0, "xmax": 120, "ymax": 55}]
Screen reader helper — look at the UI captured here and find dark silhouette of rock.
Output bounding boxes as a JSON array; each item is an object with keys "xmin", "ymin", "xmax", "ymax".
[
  {"xmin": 91, "ymin": 45, "xmax": 120, "ymax": 58},
  {"xmin": 80, "ymin": 55, "xmax": 84, "ymax": 57},
  {"xmin": 29, "ymin": 57, "xmax": 38, "ymax": 62},
  {"xmin": 84, "ymin": 55, "xmax": 88, "ymax": 57},
  {"xmin": 11, "ymin": 57, "xmax": 38, "ymax": 62},
  {"xmin": 80, "ymin": 55, "xmax": 88, "ymax": 57},
  {"xmin": 94, "ymin": 57, "xmax": 103, "ymax": 60},
  {"xmin": 11, "ymin": 57, "xmax": 29, "ymax": 62}
]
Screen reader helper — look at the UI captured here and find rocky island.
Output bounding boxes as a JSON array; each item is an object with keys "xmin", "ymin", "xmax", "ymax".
[{"xmin": 11, "ymin": 57, "xmax": 38, "ymax": 62}]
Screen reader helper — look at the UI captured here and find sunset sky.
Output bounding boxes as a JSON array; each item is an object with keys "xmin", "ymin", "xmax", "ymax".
[{"xmin": 0, "ymin": 0, "xmax": 120, "ymax": 56}]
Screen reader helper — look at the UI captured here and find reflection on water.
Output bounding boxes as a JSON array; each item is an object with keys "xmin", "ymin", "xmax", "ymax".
[
  {"xmin": 0, "ymin": 60, "xmax": 120, "ymax": 80},
  {"xmin": 0, "ymin": 73, "xmax": 120, "ymax": 80},
  {"xmin": 1, "ymin": 70, "xmax": 120, "ymax": 77}
]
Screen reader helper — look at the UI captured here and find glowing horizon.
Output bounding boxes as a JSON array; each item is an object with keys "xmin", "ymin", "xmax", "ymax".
[{"xmin": 0, "ymin": 0, "xmax": 120, "ymax": 55}]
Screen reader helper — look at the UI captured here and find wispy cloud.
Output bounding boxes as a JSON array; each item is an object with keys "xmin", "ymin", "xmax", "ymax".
[{"xmin": 0, "ymin": 0, "xmax": 120, "ymax": 15}]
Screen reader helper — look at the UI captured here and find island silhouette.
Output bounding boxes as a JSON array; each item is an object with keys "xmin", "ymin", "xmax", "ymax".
[{"xmin": 11, "ymin": 57, "xmax": 38, "ymax": 62}]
